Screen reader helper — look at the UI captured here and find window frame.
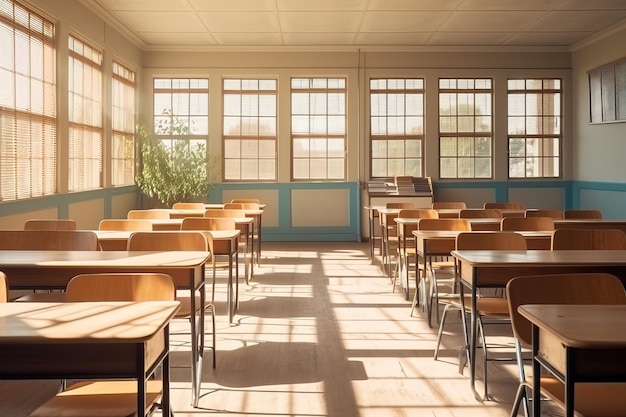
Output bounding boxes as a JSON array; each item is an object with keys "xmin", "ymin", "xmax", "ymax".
[
  {"xmin": 111, "ymin": 60, "xmax": 136, "ymax": 186},
  {"xmin": 222, "ymin": 78, "xmax": 277, "ymax": 182},
  {"xmin": 290, "ymin": 77, "xmax": 346, "ymax": 181},
  {"xmin": 438, "ymin": 78, "xmax": 493, "ymax": 179},
  {"xmin": 507, "ymin": 78, "xmax": 562, "ymax": 179}
]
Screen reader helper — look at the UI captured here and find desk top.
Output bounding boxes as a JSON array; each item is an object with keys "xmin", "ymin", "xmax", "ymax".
[
  {"xmin": 0, "ymin": 250, "xmax": 209, "ymax": 265},
  {"xmin": 413, "ymin": 230, "xmax": 551, "ymax": 239},
  {"xmin": 0, "ymin": 301, "xmax": 180, "ymax": 343},
  {"xmin": 518, "ymin": 304, "xmax": 626, "ymax": 349},
  {"xmin": 452, "ymin": 249, "xmax": 626, "ymax": 267}
]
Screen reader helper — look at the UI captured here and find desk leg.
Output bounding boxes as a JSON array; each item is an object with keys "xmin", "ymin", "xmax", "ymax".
[
  {"xmin": 162, "ymin": 326, "xmax": 172, "ymax": 417},
  {"xmin": 228, "ymin": 245, "xmax": 234, "ymax": 324},
  {"xmin": 190, "ymin": 277, "xmax": 206, "ymax": 407},
  {"xmin": 466, "ymin": 270, "xmax": 482, "ymax": 401},
  {"xmin": 532, "ymin": 324, "xmax": 541, "ymax": 417},
  {"xmin": 257, "ymin": 214, "xmax": 262, "ymax": 268},
  {"xmin": 369, "ymin": 211, "xmax": 375, "ymax": 259}
]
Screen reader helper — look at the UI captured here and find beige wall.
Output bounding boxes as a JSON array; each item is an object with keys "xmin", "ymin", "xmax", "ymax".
[{"xmin": 572, "ymin": 25, "xmax": 626, "ymax": 182}]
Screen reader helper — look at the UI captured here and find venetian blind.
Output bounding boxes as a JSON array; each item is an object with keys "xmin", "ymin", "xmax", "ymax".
[{"xmin": 0, "ymin": 0, "xmax": 57, "ymax": 201}]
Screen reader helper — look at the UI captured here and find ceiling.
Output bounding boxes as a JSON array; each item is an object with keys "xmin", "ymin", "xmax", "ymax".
[{"xmin": 80, "ymin": 0, "xmax": 626, "ymax": 51}]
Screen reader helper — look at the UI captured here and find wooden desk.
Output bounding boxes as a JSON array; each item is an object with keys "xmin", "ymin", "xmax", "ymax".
[
  {"xmin": 377, "ymin": 207, "xmax": 403, "ymax": 278},
  {"xmin": 0, "ymin": 301, "xmax": 180, "ymax": 417},
  {"xmin": 554, "ymin": 219, "xmax": 626, "ymax": 234},
  {"xmin": 93, "ymin": 231, "xmax": 242, "ymax": 324},
  {"xmin": 364, "ymin": 205, "xmax": 383, "ymax": 258},
  {"xmin": 0, "ymin": 250, "xmax": 209, "ymax": 407},
  {"xmin": 451, "ymin": 249, "xmax": 626, "ymax": 398},
  {"xmin": 519, "ymin": 304, "xmax": 626, "ymax": 417}
]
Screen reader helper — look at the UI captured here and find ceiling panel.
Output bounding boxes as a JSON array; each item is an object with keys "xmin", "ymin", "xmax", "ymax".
[{"xmin": 81, "ymin": 0, "xmax": 626, "ymax": 51}]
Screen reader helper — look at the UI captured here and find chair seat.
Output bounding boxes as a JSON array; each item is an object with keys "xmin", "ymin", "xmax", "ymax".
[
  {"xmin": 444, "ymin": 296, "xmax": 510, "ymax": 316},
  {"xmin": 28, "ymin": 380, "xmax": 162, "ymax": 417}
]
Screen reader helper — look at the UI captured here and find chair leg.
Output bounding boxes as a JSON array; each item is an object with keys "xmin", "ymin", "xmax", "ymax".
[{"xmin": 434, "ymin": 303, "xmax": 458, "ymax": 359}]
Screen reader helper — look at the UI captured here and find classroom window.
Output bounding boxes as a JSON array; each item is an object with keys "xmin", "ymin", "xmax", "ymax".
[
  {"xmin": 68, "ymin": 35, "xmax": 102, "ymax": 191},
  {"xmin": 370, "ymin": 78, "xmax": 424, "ymax": 178},
  {"xmin": 0, "ymin": 0, "xmax": 56, "ymax": 201},
  {"xmin": 508, "ymin": 79, "xmax": 561, "ymax": 178},
  {"xmin": 111, "ymin": 61, "xmax": 135, "ymax": 186},
  {"xmin": 223, "ymin": 79, "xmax": 277, "ymax": 181},
  {"xmin": 439, "ymin": 78, "xmax": 492, "ymax": 179},
  {"xmin": 153, "ymin": 77, "xmax": 209, "ymax": 177},
  {"xmin": 291, "ymin": 77, "xmax": 346, "ymax": 180}
]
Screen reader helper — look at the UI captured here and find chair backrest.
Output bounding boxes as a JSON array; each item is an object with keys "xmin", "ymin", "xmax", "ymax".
[
  {"xmin": 223, "ymin": 202, "xmax": 243, "ymax": 210},
  {"xmin": 0, "ymin": 271, "xmax": 8, "ymax": 303},
  {"xmin": 386, "ymin": 202, "xmax": 414, "ymax": 209},
  {"xmin": 456, "ymin": 231, "xmax": 527, "ymax": 251},
  {"xmin": 127, "ymin": 209, "xmax": 170, "ymax": 219},
  {"xmin": 181, "ymin": 217, "xmax": 237, "ymax": 231},
  {"xmin": 398, "ymin": 209, "xmax": 439, "ymax": 219},
  {"xmin": 24, "ymin": 219, "xmax": 77, "ymax": 231},
  {"xmin": 204, "ymin": 208, "xmax": 247, "ymax": 218},
  {"xmin": 231, "ymin": 198, "xmax": 260, "ymax": 204},
  {"xmin": 484, "ymin": 202, "xmax": 525, "ymax": 210},
  {"xmin": 98, "ymin": 219, "xmax": 153, "ymax": 231},
  {"xmin": 506, "ymin": 273, "xmax": 626, "ymax": 347},
  {"xmin": 127, "ymin": 231, "xmax": 208, "ymax": 252},
  {"xmin": 417, "ymin": 218, "xmax": 471, "ymax": 231},
  {"xmin": 500, "ymin": 216, "xmax": 554, "ymax": 231},
  {"xmin": 172, "ymin": 202, "xmax": 206, "ymax": 210},
  {"xmin": 459, "ymin": 209, "xmax": 503, "ymax": 218},
  {"xmin": 564, "ymin": 209, "xmax": 602, "ymax": 219},
  {"xmin": 551, "ymin": 228, "xmax": 626, "ymax": 250},
  {"xmin": 0, "ymin": 230, "xmax": 99, "ymax": 251},
  {"xmin": 432, "ymin": 201, "xmax": 466, "ymax": 209},
  {"xmin": 66, "ymin": 273, "xmax": 176, "ymax": 302},
  {"xmin": 525, "ymin": 209, "xmax": 564, "ymax": 219}
]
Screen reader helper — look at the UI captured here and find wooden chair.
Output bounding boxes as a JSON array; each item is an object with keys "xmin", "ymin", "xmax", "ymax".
[
  {"xmin": 180, "ymin": 217, "xmax": 240, "ymax": 300},
  {"xmin": 204, "ymin": 209, "xmax": 251, "ymax": 276},
  {"xmin": 24, "ymin": 219, "xmax": 77, "ymax": 230},
  {"xmin": 432, "ymin": 201, "xmax": 466, "ymax": 209},
  {"xmin": 172, "ymin": 202, "xmax": 206, "ymax": 210},
  {"xmin": 385, "ymin": 202, "xmax": 414, "ymax": 209},
  {"xmin": 0, "ymin": 271, "xmax": 8, "ymax": 303},
  {"xmin": 224, "ymin": 202, "xmax": 260, "ymax": 210},
  {"xmin": 484, "ymin": 202, "xmax": 525, "ymax": 210},
  {"xmin": 127, "ymin": 231, "xmax": 216, "ymax": 374},
  {"xmin": 551, "ymin": 228, "xmax": 626, "ymax": 250},
  {"xmin": 501, "ymin": 216, "xmax": 554, "ymax": 231},
  {"xmin": 28, "ymin": 273, "xmax": 176, "ymax": 417},
  {"xmin": 525, "ymin": 209, "xmax": 564, "ymax": 219},
  {"xmin": 98, "ymin": 219, "xmax": 153, "ymax": 231},
  {"xmin": 412, "ymin": 218, "xmax": 471, "ymax": 326},
  {"xmin": 394, "ymin": 209, "xmax": 439, "ymax": 295},
  {"xmin": 459, "ymin": 209, "xmax": 502, "ymax": 218},
  {"xmin": 434, "ymin": 231, "xmax": 527, "ymax": 400},
  {"xmin": 506, "ymin": 273, "xmax": 626, "ymax": 417},
  {"xmin": 564, "ymin": 209, "xmax": 602, "ymax": 219},
  {"xmin": 127, "ymin": 209, "xmax": 170, "ymax": 219},
  {"xmin": 380, "ymin": 202, "xmax": 416, "ymax": 278}
]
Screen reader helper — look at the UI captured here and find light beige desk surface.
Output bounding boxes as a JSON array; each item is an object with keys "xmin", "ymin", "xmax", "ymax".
[
  {"xmin": 412, "ymin": 230, "xmax": 552, "ymax": 251},
  {"xmin": 519, "ymin": 304, "xmax": 626, "ymax": 349},
  {"xmin": 0, "ymin": 301, "xmax": 180, "ymax": 417}
]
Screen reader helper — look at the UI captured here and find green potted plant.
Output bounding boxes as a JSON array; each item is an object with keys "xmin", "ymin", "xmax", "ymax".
[{"xmin": 135, "ymin": 121, "xmax": 216, "ymax": 208}]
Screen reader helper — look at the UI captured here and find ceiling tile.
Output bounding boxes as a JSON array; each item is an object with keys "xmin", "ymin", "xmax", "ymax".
[
  {"xmin": 212, "ymin": 32, "xmax": 284, "ymax": 45},
  {"xmin": 277, "ymin": 0, "xmax": 368, "ymax": 11},
  {"xmin": 367, "ymin": 0, "xmax": 463, "ymax": 11},
  {"xmin": 355, "ymin": 32, "xmax": 431, "ymax": 45},
  {"xmin": 139, "ymin": 32, "xmax": 217, "ymax": 46},
  {"xmin": 457, "ymin": 0, "xmax": 564, "ymax": 11},
  {"xmin": 361, "ymin": 11, "xmax": 452, "ymax": 32},
  {"xmin": 428, "ymin": 32, "xmax": 514, "ymax": 46},
  {"xmin": 528, "ymin": 11, "xmax": 626, "ymax": 31},
  {"xmin": 440, "ymin": 11, "xmax": 544, "ymax": 31},
  {"xmin": 283, "ymin": 33, "xmax": 357, "ymax": 45},
  {"xmin": 198, "ymin": 12, "xmax": 280, "ymax": 33},
  {"xmin": 504, "ymin": 31, "xmax": 590, "ymax": 46},
  {"xmin": 189, "ymin": 0, "xmax": 276, "ymax": 12},
  {"xmin": 279, "ymin": 12, "xmax": 363, "ymax": 32},
  {"xmin": 114, "ymin": 11, "xmax": 206, "ymax": 32},
  {"xmin": 100, "ymin": 0, "xmax": 192, "ymax": 11}
]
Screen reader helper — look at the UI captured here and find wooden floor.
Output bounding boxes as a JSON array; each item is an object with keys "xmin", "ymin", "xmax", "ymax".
[{"xmin": 3, "ymin": 241, "xmax": 558, "ymax": 417}]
